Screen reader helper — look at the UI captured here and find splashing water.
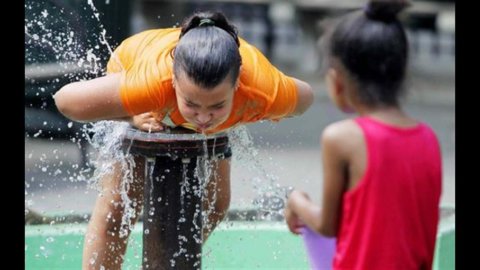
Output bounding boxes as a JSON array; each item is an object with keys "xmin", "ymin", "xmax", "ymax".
[
  {"xmin": 25, "ymin": 0, "xmax": 119, "ymax": 231},
  {"xmin": 169, "ymin": 136, "xmax": 218, "ymax": 268},
  {"xmin": 25, "ymin": 0, "xmax": 142, "ymax": 238},
  {"xmin": 85, "ymin": 121, "xmax": 140, "ymax": 238},
  {"xmin": 86, "ymin": 0, "xmax": 121, "ymax": 68},
  {"xmin": 197, "ymin": 137, "xmax": 215, "ymax": 236},
  {"xmin": 228, "ymin": 126, "xmax": 289, "ymax": 220},
  {"xmin": 25, "ymin": 1, "xmax": 112, "ymax": 77}
]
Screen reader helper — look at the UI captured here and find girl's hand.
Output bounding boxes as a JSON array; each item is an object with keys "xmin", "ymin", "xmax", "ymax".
[
  {"xmin": 284, "ymin": 192, "xmax": 306, "ymax": 235},
  {"xmin": 131, "ymin": 112, "xmax": 164, "ymax": 132},
  {"xmin": 290, "ymin": 189, "xmax": 310, "ymax": 201},
  {"xmin": 285, "ymin": 207, "xmax": 304, "ymax": 235}
]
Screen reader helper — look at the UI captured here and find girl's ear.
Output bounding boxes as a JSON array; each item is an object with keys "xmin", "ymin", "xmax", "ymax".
[
  {"xmin": 234, "ymin": 65, "xmax": 243, "ymax": 91},
  {"xmin": 326, "ymin": 67, "xmax": 342, "ymax": 101},
  {"xmin": 326, "ymin": 67, "xmax": 354, "ymax": 113},
  {"xmin": 234, "ymin": 77, "xmax": 240, "ymax": 92},
  {"xmin": 326, "ymin": 68, "xmax": 343, "ymax": 97},
  {"xmin": 172, "ymin": 75, "xmax": 177, "ymax": 88}
]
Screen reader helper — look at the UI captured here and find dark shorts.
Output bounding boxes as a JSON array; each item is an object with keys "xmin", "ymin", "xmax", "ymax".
[{"xmin": 217, "ymin": 144, "xmax": 232, "ymax": 159}]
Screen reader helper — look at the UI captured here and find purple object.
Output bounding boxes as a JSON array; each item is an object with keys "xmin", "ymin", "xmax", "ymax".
[{"xmin": 301, "ymin": 226, "xmax": 336, "ymax": 270}]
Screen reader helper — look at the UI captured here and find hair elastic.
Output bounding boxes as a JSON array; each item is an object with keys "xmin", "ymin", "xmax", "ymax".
[{"xmin": 199, "ymin": 18, "xmax": 215, "ymax": 27}]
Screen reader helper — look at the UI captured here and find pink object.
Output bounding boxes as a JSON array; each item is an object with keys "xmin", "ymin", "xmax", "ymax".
[{"xmin": 301, "ymin": 226, "xmax": 336, "ymax": 270}]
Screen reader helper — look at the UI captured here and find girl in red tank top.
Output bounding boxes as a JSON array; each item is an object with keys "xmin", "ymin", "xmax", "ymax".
[{"xmin": 285, "ymin": 1, "xmax": 442, "ymax": 269}]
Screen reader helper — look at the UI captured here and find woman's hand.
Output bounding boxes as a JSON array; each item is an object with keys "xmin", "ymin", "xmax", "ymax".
[{"xmin": 131, "ymin": 112, "xmax": 164, "ymax": 132}]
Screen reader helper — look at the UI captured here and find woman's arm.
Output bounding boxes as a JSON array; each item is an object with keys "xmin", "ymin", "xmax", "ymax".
[
  {"xmin": 290, "ymin": 78, "xmax": 314, "ymax": 116},
  {"xmin": 53, "ymin": 73, "xmax": 129, "ymax": 122}
]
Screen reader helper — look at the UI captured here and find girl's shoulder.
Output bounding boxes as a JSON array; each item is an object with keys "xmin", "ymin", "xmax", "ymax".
[
  {"xmin": 322, "ymin": 119, "xmax": 363, "ymax": 141},
  {"xmin": 321, "ymin": 119, "xmax": 364, "ymax": 156}
]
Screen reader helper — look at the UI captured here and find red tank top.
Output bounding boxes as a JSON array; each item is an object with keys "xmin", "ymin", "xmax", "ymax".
[{"xmin": 333, "ymin": 116, "xmax": 442, "ymax": 270}]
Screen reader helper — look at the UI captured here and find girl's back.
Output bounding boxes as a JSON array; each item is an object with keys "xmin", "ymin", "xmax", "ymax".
[{"xmin": 334, "ymin": 116, "xmax": 442, "ymax": 270}]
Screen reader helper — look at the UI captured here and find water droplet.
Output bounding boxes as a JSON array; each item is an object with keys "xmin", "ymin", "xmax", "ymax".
[{"xmin": 33, "ymin": 130, "xmax": 42, "ymax": 137}]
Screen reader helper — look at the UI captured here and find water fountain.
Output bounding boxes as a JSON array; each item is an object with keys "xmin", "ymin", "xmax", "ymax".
[{"xmin": 122, "ymin": 126, "xmax": 229, "ymax": 269}]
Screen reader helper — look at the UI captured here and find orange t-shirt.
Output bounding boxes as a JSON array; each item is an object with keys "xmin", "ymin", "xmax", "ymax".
[{"xmin": 106, "ymin": 28, "xmax": 298, "ymax": 134}]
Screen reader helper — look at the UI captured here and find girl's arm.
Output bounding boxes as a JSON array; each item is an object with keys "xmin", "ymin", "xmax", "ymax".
[
  {"xmin": 316, "ymin": 123, "xmax": 350, "ymax": 236},
  {"xmin": 286, "ymin": 122, "xmax": 350, "ymax": 237},
  {"xmin": 53, "ymin": 73, "xmax": 129, "ymax": 122}
]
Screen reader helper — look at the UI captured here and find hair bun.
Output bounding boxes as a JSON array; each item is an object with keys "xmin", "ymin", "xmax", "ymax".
[{"xmin": 365, "ymin": 0, "xmax": 410, "ymax": 22}]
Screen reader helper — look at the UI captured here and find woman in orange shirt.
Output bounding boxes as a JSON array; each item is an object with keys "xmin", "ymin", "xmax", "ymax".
[{"xmin": 55, "ymin": 11, "xmax": 313, "ymax": 269}]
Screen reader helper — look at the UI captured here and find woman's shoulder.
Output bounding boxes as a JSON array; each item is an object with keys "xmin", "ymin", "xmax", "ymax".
[
  {"xmin": 122, "ymin": 28, "xmax": 179, "ymax": 47},
  {"xmin": 238, "ymin": 39, "xmax": 269, "ymax": 76},
  {"xmin": 130, "ymin": 27, "xmax": 180, "ymax": 38},
  {"xmin": 237, "ymin": 40, "xmax": 292, "ymax": 94},
  {"xmin": 113, "ymin": 28, "xmax": 178, "ymax": 74}
]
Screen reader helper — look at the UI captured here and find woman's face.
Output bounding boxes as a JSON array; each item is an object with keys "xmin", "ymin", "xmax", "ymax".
[{"xmin": 174, "ymin": 74, "xmax": 236, "ymax": 133}]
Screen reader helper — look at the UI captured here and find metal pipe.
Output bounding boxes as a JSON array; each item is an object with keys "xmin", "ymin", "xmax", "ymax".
[{"xmin": 122, "ymin": 127, "xmax": 229, "ymax": 269}]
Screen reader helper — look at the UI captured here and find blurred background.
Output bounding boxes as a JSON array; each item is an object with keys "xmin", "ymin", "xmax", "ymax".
[{"xmin": 25, "ymin": 0, "xmax": 455, "ymax": 218}]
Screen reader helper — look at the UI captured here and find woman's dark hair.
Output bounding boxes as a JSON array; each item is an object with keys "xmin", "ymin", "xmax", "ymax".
[
  {"xmin": 322, "ymin": 0, "xmax": 411, "ymax": 107},
  {"xmin": 173, "ymin": 11, "xmax": 241, "ymax": 89}
]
